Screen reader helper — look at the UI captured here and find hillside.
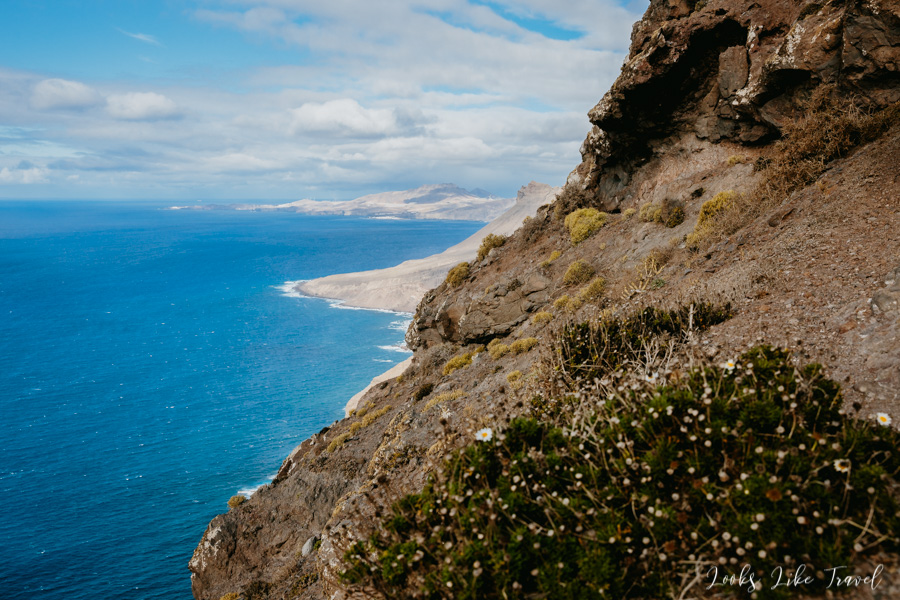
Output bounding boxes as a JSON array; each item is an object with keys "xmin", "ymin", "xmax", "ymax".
[
  {"xmin": 170, "ymin": 184, "xmax": 514, "ymax": 222},
  {"xmin": 190, "ymin": 1, "xmax": 900, "ymax": 599}
]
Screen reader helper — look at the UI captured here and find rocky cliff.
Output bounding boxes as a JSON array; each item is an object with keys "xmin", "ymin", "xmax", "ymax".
[{"xmin": 190, "ymin": 1, "xmax": 900, "ymax": 598}]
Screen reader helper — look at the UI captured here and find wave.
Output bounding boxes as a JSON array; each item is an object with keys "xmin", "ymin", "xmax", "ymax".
[
  {"xmin": 276, "ymin": 281, "xmax": 412, "ymax": 317},
  {"xmin": 237, "ymin": 472, "xmax": 279, "ymax": 498},
  {"xmin": 389, "ymin": 318, "xmax": 412, "ymax": 332},
  {"xmin": 378, "ymin": 343, "xmax": 412, "ymax": 354}
]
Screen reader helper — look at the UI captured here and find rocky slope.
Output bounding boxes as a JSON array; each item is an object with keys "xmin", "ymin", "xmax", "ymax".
[
  {"xmin": 190, "ymin": 1, "xmax": 900, "ymax": 598},
  {"xmin": 293, "ymin": 182, "xmax": 559, "ymax": 313}
]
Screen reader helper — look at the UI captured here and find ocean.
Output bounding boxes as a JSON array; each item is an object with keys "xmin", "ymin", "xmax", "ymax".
[{"xmin": 0, "ymin": 200, "xmax": 481, "ymax": 600}]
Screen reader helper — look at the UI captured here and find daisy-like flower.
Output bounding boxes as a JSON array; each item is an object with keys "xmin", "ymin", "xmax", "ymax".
[
  {"xmin": 645, "ymin": 372, "xmax": 659, "ymax": 384},
  {"xmin": 875, "ymin": 412, "xmax": 892, "ymax": 427},
  {"xmin": 475, "ymin": 427, "xmax": 493, "ymax": 442},
  {"xmin": 833, "ymin": 459, "xmax": 851, "ymax": 473},
  {"xmin": 722, "ymin": 359, "xmax": 737, "ymax": 373}
]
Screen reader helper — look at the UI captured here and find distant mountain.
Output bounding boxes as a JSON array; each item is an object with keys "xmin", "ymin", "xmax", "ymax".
[{"xmin": 169, "ymin": 184, "xmax": 514, "ymax": 222}]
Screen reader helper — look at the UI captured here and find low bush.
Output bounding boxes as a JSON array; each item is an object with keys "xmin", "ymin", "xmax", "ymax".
[
  {"xmin": 509, "ymin": 337, "xmax": 538, "ymax": 355},
  {"xmin": 341, "ymin": 346, "xmax": 900, "ymax": 600},
  {"xmin": 487, "ymin": 339, "xmax": 510, "ymax": 360},
  {"xmin": 564, "ymin": 208, "xmax": 608, "ymax": 244},
  {"xmin": 556, "ymin": 302, "xmax": 733, "ymax": 385},
  {"xmin": 477, "ymin": 234, "xmax": 508, "ymax": 261},
  {"xmin": 443, "ymin": 348, "xmax": 484, "ymax": 375},
  {"xmin": 577, "ymin": 277, "xmax": 605, "ymax": 303},
  {"xmin": 686, "ymin": 191, "xmax": 737, "ymax": 248},
  {"xmin": 622, "ymin": 207, "xmax": 637, "ymax": 220},
  {"xmin": 227, "ymin": 495, "xmax": 245, "ymax": 509},
  {"xmin": 563, "ymin": 260, "xmax": 594, "ymax": 286},
  {"xmin": 531, "ymin": 311, "xmax": 553, "ymax": 325},
  {"xmin": 446, "ymin": 262, "xmax": 470, "ymax": 287},
  {"xmin": 553, "ymin": 295, "xmax": 572, "ymax": 311}
]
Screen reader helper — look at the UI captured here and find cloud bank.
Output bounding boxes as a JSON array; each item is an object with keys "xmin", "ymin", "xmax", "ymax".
[{"xmin": 0, "ymin": 1, "xmax": 645, "ymax": 199}]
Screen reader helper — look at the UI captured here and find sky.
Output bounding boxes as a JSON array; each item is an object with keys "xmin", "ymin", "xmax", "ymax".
[{"xmin": 0, "ymin": 0, "xmax": 648, "ymax": 201}]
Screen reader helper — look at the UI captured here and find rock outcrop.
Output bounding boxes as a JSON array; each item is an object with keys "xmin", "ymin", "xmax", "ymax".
[{"xmin": 191, "ymin": 1, "xmax": 900, "ymax": 599}]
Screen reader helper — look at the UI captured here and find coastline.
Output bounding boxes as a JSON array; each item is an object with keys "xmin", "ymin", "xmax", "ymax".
[{"xmin": 293, "ymin": 181, "xmax": 560, "ymax": 313}]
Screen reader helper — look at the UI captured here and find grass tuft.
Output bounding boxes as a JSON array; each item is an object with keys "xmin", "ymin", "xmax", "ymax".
[
  {"xmin": 477, "ymin": 234, "xmax": 507, "ymax": 261},
  {"xmin": 446, "ymin": 262, "xmax": 470, "ymax": 287},
  {"xmin": 564, "ymin": 208, "xmax": 608, "ymax": 244},
  {"xmin": 563, "ymin": 260, "xmax": 595, "ymax": 286}
]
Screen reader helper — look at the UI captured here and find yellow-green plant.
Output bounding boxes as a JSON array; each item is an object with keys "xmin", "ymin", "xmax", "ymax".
[
  {"xmin": 488, "ymin": 340, "xmax": 509, "ymax": 359},
  {"xmin": 227, "ymin": 495, "xmax": 245, "ymax": 509},
  {"xmin": 477, "ymin": 234, "xmax": 507, "ymax": 261},
  {"xmin": 687, "ymin": 190, "xmax": 737, "ymax": 248},
  {"xmin": 327, "ymin": 432, "xmax": 352, "ymax": 452},
  {"xmin": 564, "ymin": 208, "xmax": 608, "ymax": 244},
  {"xmin": 509, "ymin": 337, "xmax": 538, "ymax": 355},
  {"xmin": 622, "ymin": 207, "xmax": 636, "ymax": 220},
  {"xmin": 424, "ymin": 389, "xmax": 464, "ymax": 411},
  {"xmin": 553, "ymin": 295, "xmax": 571, "ymax": 310},
  {"xmin": 577, "ymin": 276, "xmax": 605, "ymax": 303},
  {"xmin": 443, "ymin": 351, "xmax": 475, "ymax": 375},
  {"xmin": 563, "ymin": 259, "xmax": 594, "ymax": 285},
  {"xmin": 445, "ymin": 262, "xmax": 470, "ymax": 287},
  {"xmin": 531, "ymin": 311, "xmax": 553, "ymax": 325},
  {"xmin": 540, "ymin": 250, "xmax": 561, "ymax": 268}
]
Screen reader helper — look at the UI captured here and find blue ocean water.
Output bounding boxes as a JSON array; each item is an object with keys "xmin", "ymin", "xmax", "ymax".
[{"xmin": 0, "ymin": 201, "xmax": 481, "ymax": 600}]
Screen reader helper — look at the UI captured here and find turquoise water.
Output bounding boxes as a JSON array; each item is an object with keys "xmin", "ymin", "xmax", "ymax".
[{"xmin": 0, "ymin": 201, "xmax": 481, "ymax": 599}]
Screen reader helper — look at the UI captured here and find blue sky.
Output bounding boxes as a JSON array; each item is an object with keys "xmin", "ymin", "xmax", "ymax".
[{"xmin": 0, "ymin": 0, "xmax": 647, "ymax": 200}]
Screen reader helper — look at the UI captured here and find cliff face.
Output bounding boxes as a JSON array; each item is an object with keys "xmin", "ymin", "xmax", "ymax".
[{"xmin": 190, "ymin": 1, "xmax": 900, "ymax": 599}]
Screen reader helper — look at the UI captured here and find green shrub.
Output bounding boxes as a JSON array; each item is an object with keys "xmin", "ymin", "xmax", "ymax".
[
  {"xmin": 564, "ymin": 208, "xmax": 608, "ymax": 244},
  {"xmin": 226, "ymin": 495, "xmax": 245, "ymax": 509},
  {"xmin": 531, "ymin": 311, "xmax": 553, "ymax": 325},
  {"xmin": 477, "ymin": 234, "xmax": 507, "ymax": 261},
  {"xmin": 509, "ymin": 337, "xmax": 538, "ymax": 355},
  {"xmin": 341, "ymin": 346, "xmax": 900, "ymax": 600},
  {"xmin": 622, "ymin": 207, "xmax": 637, "ymax": 220},
  {"xmin": 556, "ymin": 302, "xmax": 733, "ymax": 385},
  {"xmin": 563, "ymin": 260, "xmax": 594, "ymax": 286},
  {"xmin": 445, "ymin": 262, "xmax": 470, "ymax": 287},
  {"xmin": 577, "ymin": 277, "xmax": 605, "ymax": 303}
]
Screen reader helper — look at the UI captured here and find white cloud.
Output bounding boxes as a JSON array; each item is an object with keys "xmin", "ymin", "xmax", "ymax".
[
  {"xmin": 106, "ymin": 92, "xmax": 180, "ymax": 120},
  {"xmin": 31, "ymin": 78, "xmax": 100, "ymax": 110},
  {"xmin": 0, "ymin": 165, "xmax": 49, "ymax": 184},
  {"xmin": 117, "ymin": 28, "xmax": 163, "ymax": 46},
  {"xmin": 289, "ymin": 99, "xmax": 404, "ymax": 137}
]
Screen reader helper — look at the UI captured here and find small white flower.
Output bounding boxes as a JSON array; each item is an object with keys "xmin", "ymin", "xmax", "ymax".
[
  {"xmin": 476, "ymin": 427, "xmax": 493, "ymax": 442},
  {"xmin": 833, "ymin": 459, "xmax": 851, "ymax": 473},
  {"xmin": 645, "ymin": 372, "xmax": 659, "ymax": 384},
  {"xmin": 722, "ymin": 359, "xmax": 736, "ymax": 373},
  {"xmin": 875, "ymin": 412, "xmax": 892, "ymax": 427}
]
